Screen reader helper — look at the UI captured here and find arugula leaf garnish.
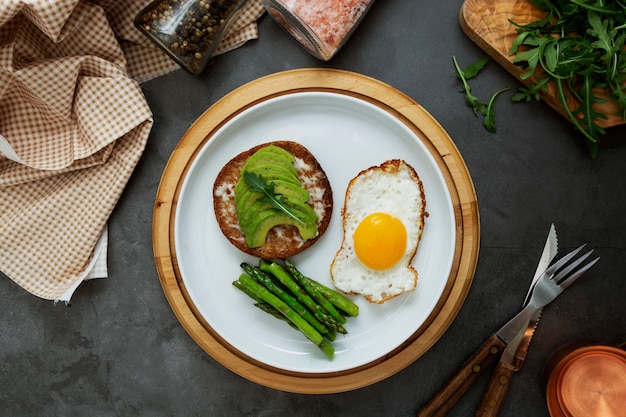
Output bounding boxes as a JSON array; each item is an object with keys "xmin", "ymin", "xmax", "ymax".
[
  {"xmin": 458, "ymin": 55, "xmax": 491, "ymax": 80},
  {"xmin": 243, "ymin": 171, "xmax": 305, "ymax": 225},
  {"xmin": 482, "ymin": 88, "xmax": 511, "ymax": 133},
  {"xmin": 453, "ymin": 55, "xmax": 509, "ymax": 132},
  {"xmin": 453, "ymin": 55, "xmax": 485, "ymax": 115}
]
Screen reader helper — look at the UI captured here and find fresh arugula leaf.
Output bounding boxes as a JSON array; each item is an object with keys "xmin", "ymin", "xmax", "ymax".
[
  {"xmin": 243, "ymin": 171, "xmax": 305, "ymax": 225},
  {"xmin": 588, "ymin": 11, "xmax": 613, "ymax": 58},
  {"xmin": 453, "ymin": 55, "xmax": 509, "ymax": 133},
  {"xmin": 542, "ymin": 38, "xmax": 560, "ymax": 72},
  {"xmin": 482, "ymin": 88, "xmax": 510, "ymax": 133},
  {"xmin": 509, "ymin": 29, "xmax": 539, "ymax": 55},
  {"xmin": 512, "ymin": 37, "xmax": 547, "ymax": 79},
  {"xmin": 458, "ymin": 56, "xmax": 490, "ymax": 80},
  {"xmin": 453, "ymin": 55, "xmax": 485, "ymax": 115},
  {"xmin": 511, "ymin": 77, "xmax": 551, "ymax": 102}
]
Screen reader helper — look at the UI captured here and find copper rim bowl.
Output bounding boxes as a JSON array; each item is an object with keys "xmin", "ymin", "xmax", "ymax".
[{"xmin": 545, "ymin": 343, "xmax": 626, "ymax": 417}]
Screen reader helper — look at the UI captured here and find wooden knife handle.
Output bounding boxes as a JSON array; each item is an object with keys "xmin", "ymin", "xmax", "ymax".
[
  {"xmin": 417, "ymin": 333, "xmax": 506, "ymax": 417},
  {"xmin": 474, "ymin": 362, "xmax": 516, "ymax": 417}
]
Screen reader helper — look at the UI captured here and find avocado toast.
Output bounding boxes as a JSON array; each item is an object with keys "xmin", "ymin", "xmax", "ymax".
[{"xmin": 213, "ymin": 141, "xmax": 333, "ymax": 259}]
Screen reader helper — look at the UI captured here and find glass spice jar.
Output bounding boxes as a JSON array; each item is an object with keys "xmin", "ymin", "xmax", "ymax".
[
  {"xmin": 134, "ymin": 0, "xmax": 250, "ymax": 75},
  {"xmin": 263, "ymin": 0, "xmax": 374, "ymax": 61}
]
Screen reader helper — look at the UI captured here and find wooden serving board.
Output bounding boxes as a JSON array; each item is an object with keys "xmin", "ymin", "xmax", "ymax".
[
  {"xmin": 152, "ymin": 68, "xmax": 480, "ymax": 394},
  {"xmin": 460, "ymin": 0, "xmax": 625, "ymax": 129}
]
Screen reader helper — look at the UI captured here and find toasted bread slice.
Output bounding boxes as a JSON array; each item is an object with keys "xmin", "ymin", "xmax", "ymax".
[{"xmin": 213, "ymin": 141, "xmax": 333, "ymax": 259}]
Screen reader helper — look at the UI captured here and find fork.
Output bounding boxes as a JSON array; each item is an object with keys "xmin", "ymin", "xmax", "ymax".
[
  {"xmin": 497, "ymin": 244, "xmax": 600, "ymax": 349},
  {"xmin": 529, "ymin": 243, "xmax": 597, "ymax": 301}
]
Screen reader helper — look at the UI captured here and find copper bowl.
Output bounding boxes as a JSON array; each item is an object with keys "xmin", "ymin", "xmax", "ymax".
[{"xmin": 545, "ymin": 343, "xmax": 626, "ymax": 417}]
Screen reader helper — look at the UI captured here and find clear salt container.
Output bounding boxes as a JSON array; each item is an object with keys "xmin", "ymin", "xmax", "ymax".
[{"xmin": 263, "ymin": 0, "xmax": 374, "ymax": 61}]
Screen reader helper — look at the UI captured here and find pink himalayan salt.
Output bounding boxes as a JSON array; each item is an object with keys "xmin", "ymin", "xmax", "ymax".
[{"xmin": 265, "ymin": 0, "xmax": 372, "ymax": 60}]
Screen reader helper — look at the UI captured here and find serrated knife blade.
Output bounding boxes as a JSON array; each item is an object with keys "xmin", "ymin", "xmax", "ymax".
[
  {"xmin": 526, "ymin": 224, "xmax": 559, "ymax": 304},
  {"xmin": 514, "ymin": 224, "xmax": 558, "ymax": 369},
  {"xmin": 492, "ymin": 225, "xmax": 558, "ymax": 346},
  {"xmin": 512, "ymin": 317, "xmax": 539, "ymax": 370}
]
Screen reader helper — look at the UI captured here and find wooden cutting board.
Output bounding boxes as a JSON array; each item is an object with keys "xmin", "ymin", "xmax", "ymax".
[{"xmin": 459, "ymin": 0, "xmax": 625, "ymax": 129}]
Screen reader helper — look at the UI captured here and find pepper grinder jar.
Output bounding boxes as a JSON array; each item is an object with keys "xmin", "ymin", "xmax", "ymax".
[
  {"xmin": 134, "ymin": 0, "xmax": 250, "ymax": 75},
  {"xmin": 263, "ymin": 0, "xmax": 374, "ymax": 61}
]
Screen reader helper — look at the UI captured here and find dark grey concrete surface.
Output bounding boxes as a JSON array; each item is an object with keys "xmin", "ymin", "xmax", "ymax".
[{"xmin": 2, "ymin": 1, "xmax": 625, "ymax": 416}]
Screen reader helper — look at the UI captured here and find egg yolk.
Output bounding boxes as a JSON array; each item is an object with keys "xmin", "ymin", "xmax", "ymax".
[{"xmin": 353, "ymin": 212, "xmax": 407, "ymax": 270}]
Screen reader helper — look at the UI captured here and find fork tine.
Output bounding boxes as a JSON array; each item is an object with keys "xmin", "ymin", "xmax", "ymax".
[
  {"xmin": 554, "ymin": 249, "xmax": 594, "ymax": 282},
  {"xmin": 558, "ymin": 256, "xmax": 600, "ymax": 290},
  {"xmin": 545, "ymin": 244, "xmax": 586, "ymax": 276}
]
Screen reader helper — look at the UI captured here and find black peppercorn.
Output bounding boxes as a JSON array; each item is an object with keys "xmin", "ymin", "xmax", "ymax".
[{"xmin": 135, "ymin": 0, "xmax": 249, "ymax": 74}]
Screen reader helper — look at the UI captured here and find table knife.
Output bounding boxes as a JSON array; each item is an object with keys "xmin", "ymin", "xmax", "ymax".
[
  {"xmin": 417, "ymin": 225, "xmax": 557, "ymax": 417},
  {"xmin": 475, "ymin": 226, "xmax": 558, "ymax": 417},
  {"xmin": 526, "ymin": 224, "xmax": 558, "ymax": 303}
]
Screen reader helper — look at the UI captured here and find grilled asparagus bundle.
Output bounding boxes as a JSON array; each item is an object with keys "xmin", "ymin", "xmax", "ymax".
[{"xmin": 233, "ymin": 259, "xmax": 359, "ymax": 359}]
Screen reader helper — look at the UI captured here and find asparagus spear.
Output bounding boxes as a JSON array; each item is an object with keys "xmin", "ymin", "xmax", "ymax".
[
  {"xmin": 240, "ymin": 263, "xmax": 329, "ymax": 335},
  {"xmin": 235, "ymin": 274, "xmax": 329, "ymax": 356},
  {"xmin": 315, "ymin": 339, "xmax": 335, "ymax": 360},
  {"xmin": 259, "ymin": 260, "xmax": 347, "ymax": 334},
  {"xmin": 233, "ymin": 279, "xmax": 264, "ymax": 303},
  {"xmin": 252, "ymin": 302, "xmax": 335, "ymax": 357},
  {"xmin": 233, "ymin": 280, "xmax": 306, "ymax": 331},
  {"xmin": 234, "ymin": 279, "xmax": 336, "ymax": 356},
  {"xmin": 253, "ymin": 302, "xmax": 298, "ymax": 330},
  {"xmin": 288, "ymin": 266, "xmax": 359, "ymax": 317},
  {"xmin": 283, "ymin": 260, "xmax": 348, "ymax": 324}
]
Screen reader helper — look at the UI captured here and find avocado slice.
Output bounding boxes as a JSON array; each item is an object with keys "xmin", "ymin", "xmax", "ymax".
[
  {"xmin": 238, "ymin": 200, "xmax": 275, "ymax": 228},
  {"xmin": 234, "ymin": 164, "xmax": 301, "ymax": 204},
  {"xmin": 273, "ymin": 179, "xmax": 310, "ymax": 201},
  {"xmin": 253, "ymin": 145, "xmax": 296, "ymax": 162},
  {"xmin": 235, "ymin": 190, "xmax": 263, "ymax": 217},
  {"xmin": 242, "ymin": 150, "xmax": 298, "ymax": 176},
  {"xmin": 246, "ymin": 163, "xmax": 300, "ymax": 182},
  {"xmin": 281, "ymin": 196, "xmax": 318, "ymax": 220},
  {"xmin": 234, "ymin": 172, "xmax": 302, "ymax": 203},
  {"xmin": 238, "ymin": 196, "xmax": 317, "ymax": 231},
  {"xmin": 236, "ymin": 181, "xmax": 310, "ymax": 217},
  {"xmin": 244, "ymin": 208, "xmax": 318, "ymax": 248}
]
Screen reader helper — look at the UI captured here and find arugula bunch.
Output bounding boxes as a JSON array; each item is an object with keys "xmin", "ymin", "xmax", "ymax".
[{"xmin": 509, "ymin": 0, "xmax": 626, "ymax": 157}]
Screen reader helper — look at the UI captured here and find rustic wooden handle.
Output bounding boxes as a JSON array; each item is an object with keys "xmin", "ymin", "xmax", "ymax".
[
  {"xmin": 474, "ymin": 362, "xmax": 516, "ymax": 417},
  {"xmin": 417, "ymin": 333, "xmax": 506, "ymax": 417}
]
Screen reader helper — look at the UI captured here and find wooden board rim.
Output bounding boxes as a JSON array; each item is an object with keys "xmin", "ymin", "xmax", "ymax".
[{"xmin": 152, "ymin": 68, "xmax": 480, "ymax": 393}]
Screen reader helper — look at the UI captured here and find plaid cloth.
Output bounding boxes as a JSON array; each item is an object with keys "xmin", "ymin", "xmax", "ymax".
[{"xmin": 0, "ymin": 0, "xmax": 264, "ymax": 301}]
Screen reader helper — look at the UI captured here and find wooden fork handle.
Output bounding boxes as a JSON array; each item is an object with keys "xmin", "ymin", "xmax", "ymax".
[{"xmin": 417, "ymin": 333, "xmax": 507, "ymax": 417}]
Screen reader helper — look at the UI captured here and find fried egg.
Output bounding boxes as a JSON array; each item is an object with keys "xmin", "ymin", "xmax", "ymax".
[{"xmin": 330, "ymin": 160, "xmax": 426, "ymax": 304}]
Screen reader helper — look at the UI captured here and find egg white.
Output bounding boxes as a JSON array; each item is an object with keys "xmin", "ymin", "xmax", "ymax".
[{"xmin": 330, "ymin": 160, "xmax": 426, "ymax": 303}]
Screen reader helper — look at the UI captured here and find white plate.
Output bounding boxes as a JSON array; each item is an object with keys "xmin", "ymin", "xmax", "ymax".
[{"xmin": 174, "ymin": 92, "xmax": 456, "ymax": 373}]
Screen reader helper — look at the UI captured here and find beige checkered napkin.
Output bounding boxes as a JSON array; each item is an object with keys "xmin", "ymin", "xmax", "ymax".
[
  {"xmin": 0, "ymin": 1, "xmax": 153, "ymax": 301},
  {"xmin": 0, "ymin": 0, "xmax": 264, "ymax": 301}
]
